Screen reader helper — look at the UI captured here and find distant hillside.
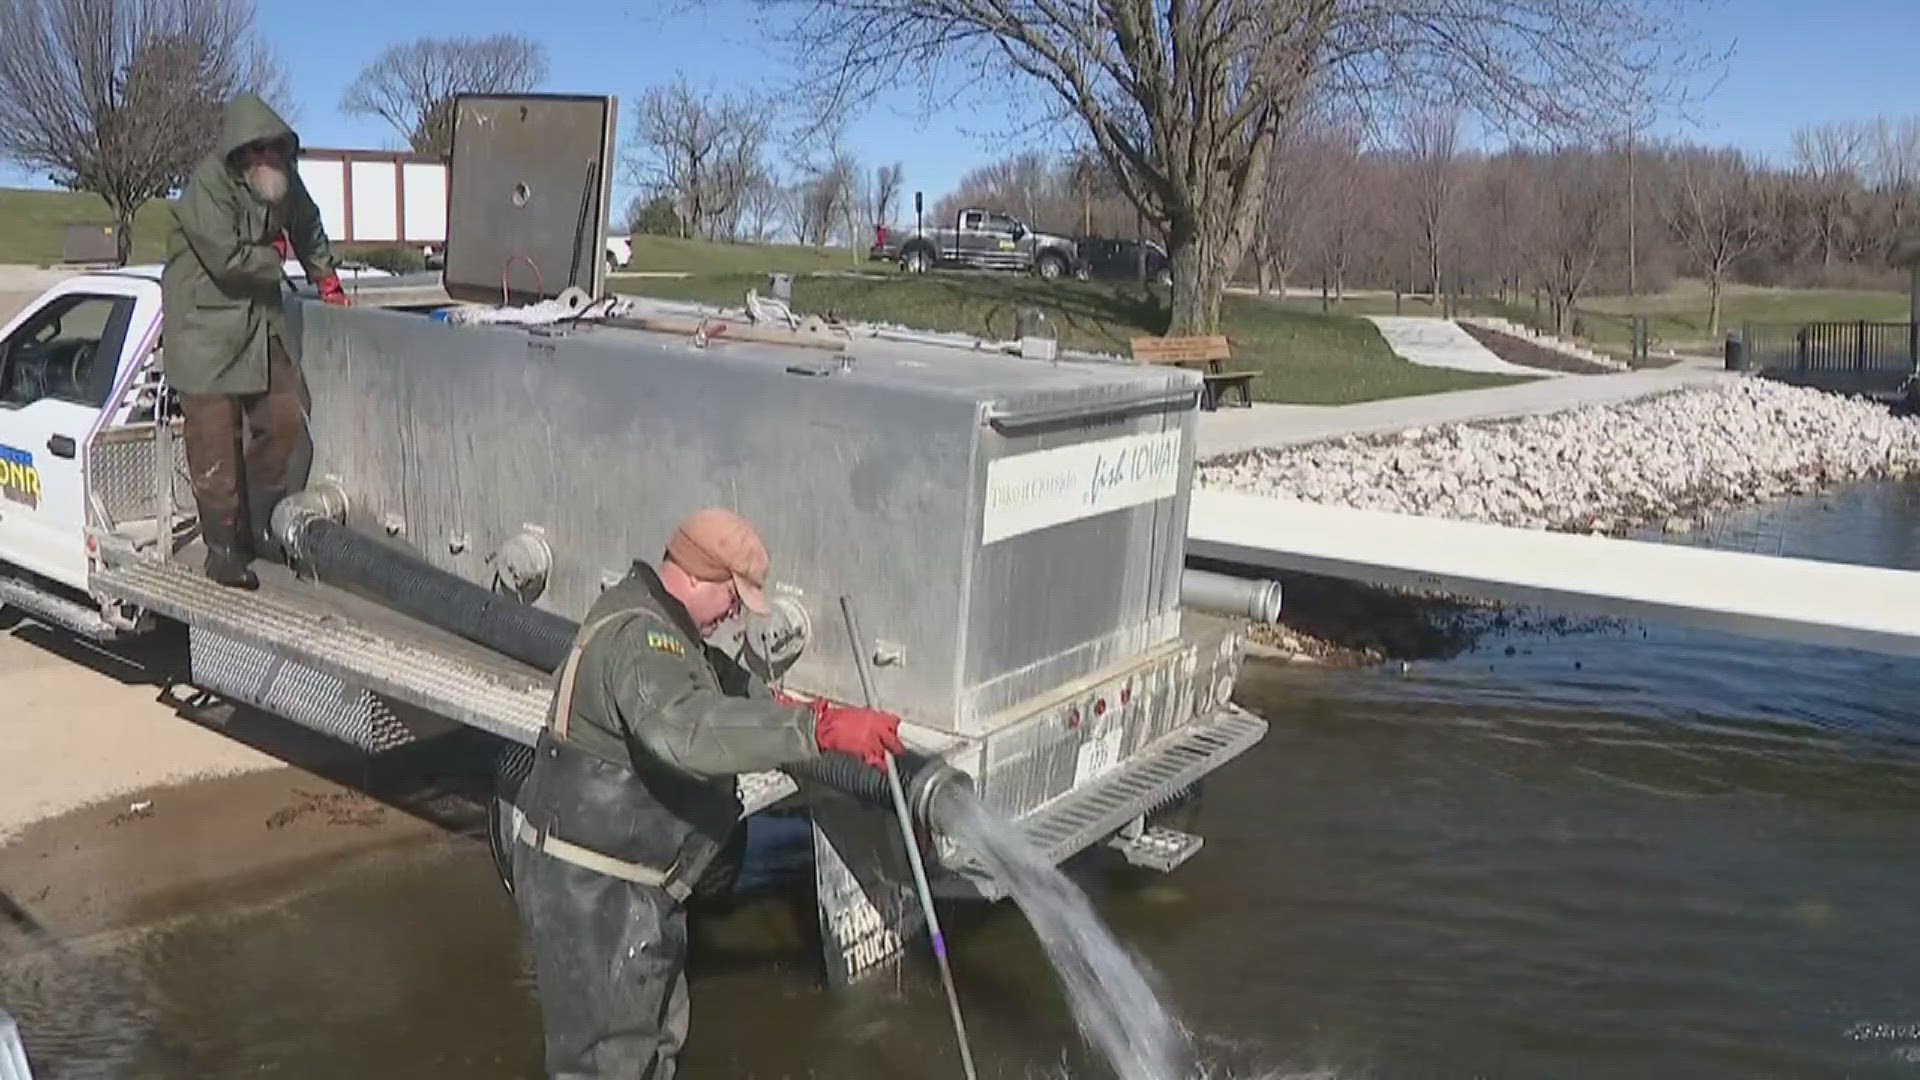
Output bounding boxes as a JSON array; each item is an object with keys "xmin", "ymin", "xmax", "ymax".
[{"xmin": 0, "ymin": 188, "xmax": 176, "ymax": 265}]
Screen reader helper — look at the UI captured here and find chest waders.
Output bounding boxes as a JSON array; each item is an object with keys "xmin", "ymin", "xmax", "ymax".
[{"xmin": 510, "ymin": 608, "xmax": 696, "ymax": 904}]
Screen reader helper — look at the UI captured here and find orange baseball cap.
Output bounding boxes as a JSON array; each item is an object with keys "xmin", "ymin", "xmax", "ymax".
[{"xmin": 666, "ymin": 507, "xmax": 771, "ymax": 615}]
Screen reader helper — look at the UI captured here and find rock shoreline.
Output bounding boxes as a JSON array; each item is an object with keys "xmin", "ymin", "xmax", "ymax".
[
  {"xmin": 1201, "ymin": 380, "xmax": 1920, "ymax": 665},
  {"xmin": 1201, "ymin": 381, "xmax": 1920, "ymax": 536}
]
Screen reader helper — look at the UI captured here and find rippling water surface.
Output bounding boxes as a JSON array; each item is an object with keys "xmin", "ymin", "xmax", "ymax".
[{"xmin": 5, "ymin": 480, "xmax": 1919, "ymax": 1079}]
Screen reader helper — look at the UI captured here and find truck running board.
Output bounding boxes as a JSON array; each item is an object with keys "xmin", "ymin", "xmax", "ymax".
[
  {"xmin": 93, "ymin": 558, "xmax": 553, "ymax": 747},
  {"xmin": 0, "ymin": 573, "xmax": 126, "ymax": 640},
  {"xmin": 937, "ymin": 705, "xmax": 1267, "ymax": 900}
]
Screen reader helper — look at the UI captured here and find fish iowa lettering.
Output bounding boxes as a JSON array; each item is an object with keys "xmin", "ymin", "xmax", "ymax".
[
  {"xmin": 0, "ymin": 444, "xmax": 41, "ymax": 509},
  {"xmin": 1085, "ymin": 432, "xmax": 1179, "ymax": 507}
]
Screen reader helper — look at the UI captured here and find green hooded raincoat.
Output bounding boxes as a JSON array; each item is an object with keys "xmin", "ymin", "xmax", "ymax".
[{"xmin": 161, "ymin": 93, "xmax": 339, "ymax": 396}]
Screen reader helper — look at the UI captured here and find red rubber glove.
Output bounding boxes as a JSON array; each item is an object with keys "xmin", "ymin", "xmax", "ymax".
[
  {"xmin": 317, "ymin": 274, "xmax": 350, "ymax": 306},
  {"xmin": 270, "ymin": 231, "xmax": 291, "ymax": 260},
  {"xmin": 813, "ymin": 702, "xmax": 905, "ymax": 771}
]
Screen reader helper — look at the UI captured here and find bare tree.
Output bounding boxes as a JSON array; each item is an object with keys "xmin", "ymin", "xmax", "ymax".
[
  {"xmin": 741, "ymin": 168, "xmax": 785, "ymax": 242},
  {"xmin": 785, "ymin": 150, "xmax": 858, "ymax": 247},
  {"xmin": 340, "ymin": 34, "xmax": 546, "ymax": 158},
  {"xmin": 834, "ymin": 148, "xmax": 867, "ymax": 252},
  {"xmin": 626, "ymin": 75, "xmax": 772, "ymax": 241},
  {"xmin": 1791, "ymin": 120, "xmax": 1869, "ymax": 269},
  {"xmin": 1476, "ymin": 150, "xmax": 1529, "ymax": 302},
  {"xmin": 1313, "ymin": 126, "xmax": 1367, "ymax": 299},
  {"xmin": 1401, "ymin": 104, "xmax": 1462, "ymax": 298},
  {"xmin": 1252, "ymin": 115, "xmax": 1312, "ymax": 295},
  {"xmin": 1521, "ymin": 147, "xmax": 1618, "ymax": 335},
  {"xmin": 936, "ymin": 150, "xmax": 1054, "ymax": 226},
  {"xmin": 0, "ymin": 0, "xmax": 285, "ymax": 264},
  {"xmin": 1868, "ymin": 116, "xmax": 1920, "ymax": 259},
  {"xmin": 1662, "ymin": 146, "xmax": 1767, "ymax": 337},
  {"xmin": 869, "ymin": 162, "xmax": 904, "ymax": 231},
  {"xmin": 761, "ymin": 0, "xmax": 1707, "ymax": 334}
]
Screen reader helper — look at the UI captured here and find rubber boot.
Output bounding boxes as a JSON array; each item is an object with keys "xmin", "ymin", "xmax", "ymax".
[
  {"xmin": 202, "ymin": 514, "xmax": 259, "ymax": 590},
  {"xmin": 249, "ymin": 484, "xmax": 288, "ymax": 565}
]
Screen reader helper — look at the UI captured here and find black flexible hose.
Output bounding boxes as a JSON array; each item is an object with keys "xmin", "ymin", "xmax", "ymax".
[
  {"xmin": 787, "ymin": 749, "xmax": 932, "ymax": 804},
  {"xmin": 286, "ymin": 515, "xmax": 968, "ymax": 826},
  {"xmin": 292, "ymin": 516, "xmax": 579, "ymax": 673}
]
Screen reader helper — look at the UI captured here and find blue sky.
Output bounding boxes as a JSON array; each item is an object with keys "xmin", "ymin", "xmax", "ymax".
[{"xmin": 7, "ymin": 0, "xmax": 1920, "ymax": 208}]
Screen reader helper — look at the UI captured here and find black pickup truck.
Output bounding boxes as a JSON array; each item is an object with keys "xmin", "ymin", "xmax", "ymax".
[{"xmin": 870, "ymin": 207, "xmax": 1080, "ymax": 279}]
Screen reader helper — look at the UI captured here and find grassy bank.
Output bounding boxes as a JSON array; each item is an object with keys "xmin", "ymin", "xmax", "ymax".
[
  {"xmin": 613, "ymin": 270, "xmax": 1530, "ymax": 405},
  {"xmin": 621, "ymin": 235, "xmax": 866, "ymax": 275},
  {"xmin": 1579, "ymin": 281, "xmax": 1910, "ymax": 355},
  {"xmin": 0, "ymin": 188, "xmax": 176, "ymax": 265},
  {"xmin": 1259, "ymin": 278, "xmax": 1912, "ymax": 361}
]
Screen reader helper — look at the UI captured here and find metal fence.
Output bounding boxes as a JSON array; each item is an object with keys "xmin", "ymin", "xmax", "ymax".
[{"xmin": 1739, "ymin": 320, "xmax": 1918, "ymax": 396}]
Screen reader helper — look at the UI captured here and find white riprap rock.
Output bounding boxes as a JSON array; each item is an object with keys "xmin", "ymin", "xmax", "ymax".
[{"xmin": 1199, "ymin": 382, "xmax": 1920, "ymax": 534}]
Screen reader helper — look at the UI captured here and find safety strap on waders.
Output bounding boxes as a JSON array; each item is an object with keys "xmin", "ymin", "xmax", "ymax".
[{"xmin": 516, "ymin": 607, "xmax": 696, "ymax": 902}]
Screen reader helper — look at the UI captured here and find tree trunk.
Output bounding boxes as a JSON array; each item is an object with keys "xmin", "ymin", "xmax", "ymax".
[
  {"xmin": 115, "ymin": 208, "xmax": 135, "ymax": 267},
  {"xmin": 1167, "ymin": 235, "xmax": 1220, "ymax": 334},
  {"xmin": 1707, "ymin": 271, "xmax": 1723, "ymax": 338},
  {"xmin": 1166, "ymin": 224, "xmax": 1230, "ymax": 335},
  {"xmin": 1256, "ymin": 257, "xmax": 1272, "ymax": 297}
]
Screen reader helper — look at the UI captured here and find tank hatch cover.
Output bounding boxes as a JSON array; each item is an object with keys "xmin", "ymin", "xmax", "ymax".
[{"xmin": 444, "ymin": 93, "xmax": 617, "ymax": 306}]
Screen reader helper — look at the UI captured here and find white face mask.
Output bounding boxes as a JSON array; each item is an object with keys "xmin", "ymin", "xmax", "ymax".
[{"xmin": 246, "ymin": 162, "xmax": 288, "ymax": 204}]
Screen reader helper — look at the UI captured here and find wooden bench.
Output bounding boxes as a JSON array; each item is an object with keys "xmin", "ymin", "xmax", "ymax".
[{"xmin": 1129, "ymin": 334, "xmax": 1258, "ymax": 410}]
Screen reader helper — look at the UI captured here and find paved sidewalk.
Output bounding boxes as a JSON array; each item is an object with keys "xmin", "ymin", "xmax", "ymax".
[
  {"xmin": 1367, "ymin": 315, "xmax": 1546, "ymax": 376},
  {"xmin": 1198, "ymin": 360, "xmax": 1738, "ymax": 459}
]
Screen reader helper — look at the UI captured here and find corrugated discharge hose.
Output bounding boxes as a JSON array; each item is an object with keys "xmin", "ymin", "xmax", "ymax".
[{"xmin": 277, "ymin": 511, "xmax": 966, "ymax": 824}]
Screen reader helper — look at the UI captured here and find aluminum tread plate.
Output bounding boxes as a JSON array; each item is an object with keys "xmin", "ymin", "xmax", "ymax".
[
  {"xmin": 95, "ymin": 560, "xmax": 552, "ymax": 744},
  {"xmin": 945, "ymin": 705, "xmax": 1266, "ymax": 898},
  {"xmin": 0, "ymin": 575, "xmax": 118, "ymax": 639}
]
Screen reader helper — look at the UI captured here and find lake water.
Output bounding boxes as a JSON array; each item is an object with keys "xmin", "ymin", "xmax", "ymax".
[{"xmin": 5, "ymin": 479, "xmax": 1919, "ymax": 1079}]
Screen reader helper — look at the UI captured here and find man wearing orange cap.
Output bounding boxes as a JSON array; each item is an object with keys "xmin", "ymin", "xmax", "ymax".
[{"xmin": 510, "ymin": 506, "xmax": 903, "ymax": 1079}]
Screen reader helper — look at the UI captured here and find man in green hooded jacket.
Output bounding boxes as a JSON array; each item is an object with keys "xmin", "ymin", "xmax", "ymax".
[{"xmin": 162, "ymin": 92, "xmax": 349, "ymax": 590}]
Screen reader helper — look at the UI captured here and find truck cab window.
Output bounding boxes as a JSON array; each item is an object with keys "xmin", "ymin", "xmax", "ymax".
[
  {"xmin": 960, "ymin": 211, "xmax": 984, "ymax": 231},
  {"xmin": 0, "ymin": 294, "xmax": 132, "ymax": 410},
  {"xmin": 987, "ymin": 214, "xmax": 1019, "ymax": 235}
]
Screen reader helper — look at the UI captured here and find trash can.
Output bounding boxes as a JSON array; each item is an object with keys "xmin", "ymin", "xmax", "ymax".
[{"xmin": 1724, "ymin": 329, "xmax": 1747, "ymax": 372}]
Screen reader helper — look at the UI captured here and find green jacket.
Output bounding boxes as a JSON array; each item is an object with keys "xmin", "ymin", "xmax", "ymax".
[
  {"xmin": 521, "ymin": 561, "xmax": 822, "ymax": 886},
  {"xmin": 160, "ymin": 93, "xmax": 339, "ymax": 395},
  {"xmin": 560, "ymin": 562, "xmax": 821, "ymax": 778}
]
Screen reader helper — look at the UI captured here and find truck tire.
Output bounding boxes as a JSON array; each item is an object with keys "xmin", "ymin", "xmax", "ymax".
[
  {"xmin": 1036, "ymin": 253, "xmax": 1067, "ymax": 280},
  {"xmin": 488, "ymin": 742, "xmax": 537, "ymax": 896},
  {"xmin": 900, "ymin": 245, "xmax": 933, "ymax": 274}
]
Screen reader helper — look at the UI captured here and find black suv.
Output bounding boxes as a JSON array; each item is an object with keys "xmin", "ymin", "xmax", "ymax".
[{"xmin": 1075, "ymin": 236, "xmax": 1172, "ymax": 286}]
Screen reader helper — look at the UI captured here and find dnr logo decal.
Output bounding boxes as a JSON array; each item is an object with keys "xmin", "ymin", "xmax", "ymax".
[{"xmin": 0, "ymin": 444, "xmax": 40, "ymax": 508}]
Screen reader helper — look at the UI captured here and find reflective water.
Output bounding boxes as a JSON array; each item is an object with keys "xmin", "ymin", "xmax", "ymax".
[
  {"xmin": 5, "ymin": 479, "xmax": 1920, "ymax": 1079},
  {"xmin": 934, "ymin": 785, "xmax": 1197, "ymax": 1080}
]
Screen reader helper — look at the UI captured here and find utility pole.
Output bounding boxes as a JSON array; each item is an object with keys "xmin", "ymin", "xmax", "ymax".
[{"xmin": 1627, "ymin": 124, "xmax": 1638, "ymax": 298}]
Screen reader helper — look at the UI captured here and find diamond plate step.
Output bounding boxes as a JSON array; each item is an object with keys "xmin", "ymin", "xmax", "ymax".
[
  {"xmin": 937, "ymin": 705, "xmax": 1267, "ymax": 899},
  {"xmin": 1107, "ymin": 824, "xmax": 1204, "ymax": 873},
  {"xmin": 0, "ymin": 574, "xmax": 123, "ymax": 639},
  {"xmin": 94, "ymin": 558, "xmax": 553, "ymax": 745}
]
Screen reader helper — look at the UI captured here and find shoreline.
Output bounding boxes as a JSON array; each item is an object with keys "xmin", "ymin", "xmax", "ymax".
[
  {"xmin": 0, "ymin": 616, "xmax": 504, "ymax": 947},
  {"xmin": 1203, "ymin": 381, "xmax": 1920, "ymax": 665},
  {"xmin": 0, "ymin": 766, "xmax": 460, "ymax": 953}
]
